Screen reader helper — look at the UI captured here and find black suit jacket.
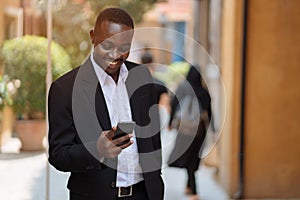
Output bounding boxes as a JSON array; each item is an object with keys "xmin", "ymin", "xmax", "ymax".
[{"xmin": 48, "ymin": 57, "xmax": 164, "ymax": 199}]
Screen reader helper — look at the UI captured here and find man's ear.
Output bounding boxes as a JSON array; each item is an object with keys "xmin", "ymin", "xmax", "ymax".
[{"xmin": 90, "ymin": 29, "xmax": 94, "ymax": 43}]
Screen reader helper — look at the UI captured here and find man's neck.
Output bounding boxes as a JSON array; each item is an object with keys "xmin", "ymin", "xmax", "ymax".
[{"xmin": 108, "ymin": 71, "xmax": 120, "ymax": 83}]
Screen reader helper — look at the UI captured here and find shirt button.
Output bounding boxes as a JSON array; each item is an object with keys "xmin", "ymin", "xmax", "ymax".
[{"xmin": 111, "ymin": 181, "xmax": 116, "ymax": 188}]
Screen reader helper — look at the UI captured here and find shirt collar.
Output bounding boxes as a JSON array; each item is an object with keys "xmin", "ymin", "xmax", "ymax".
[{"xmin": 90, "ymin": 51, "xmax": 128, "ymax": 86}]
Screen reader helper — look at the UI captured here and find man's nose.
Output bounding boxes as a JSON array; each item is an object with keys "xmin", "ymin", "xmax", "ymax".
[{"xmin": 109, "ymin": 48, "xmax": 121, "ymax": 60}]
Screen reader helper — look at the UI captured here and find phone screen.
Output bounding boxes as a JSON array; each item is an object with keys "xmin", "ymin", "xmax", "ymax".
[{"xmin": 112, "ymin": 121, "xmax": 136, "ymax": 145}]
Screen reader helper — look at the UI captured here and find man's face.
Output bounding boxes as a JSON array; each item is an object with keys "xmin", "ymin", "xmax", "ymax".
[{"xmin": 90, "ymin": 21, "xmax": 133, "ymax": 77}]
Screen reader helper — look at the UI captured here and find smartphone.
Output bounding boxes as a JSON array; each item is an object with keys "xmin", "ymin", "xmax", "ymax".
[{"xmin": 112, "ymin": 121, "xmax": 136, "ymax": 146}]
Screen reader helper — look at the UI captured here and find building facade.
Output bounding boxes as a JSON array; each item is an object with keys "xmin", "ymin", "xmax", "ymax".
[{"xmin": 219, "ymin": 0, "xmax": 300, "ymax": 198}]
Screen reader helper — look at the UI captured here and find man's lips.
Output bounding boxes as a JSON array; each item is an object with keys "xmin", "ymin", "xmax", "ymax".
[
  {"xmin": 107, "ymin": 59, "xmax": 124, "ymax": 66},
  {"xmin": 109, "ymin": 60, "xmax": 120, "ymax": 65}
]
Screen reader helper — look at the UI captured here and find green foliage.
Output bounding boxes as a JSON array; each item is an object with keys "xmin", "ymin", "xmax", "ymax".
[
  {"xmin": 0, "ymin": 35, "xmax": 72, "ymax": 119},
  {"xmin": 88, "ymin": 0, "xmax": 157, "ymax": 24},
  {"xmin": 52, "ymin": 2, "xmax": 94, "ymax": 68}
]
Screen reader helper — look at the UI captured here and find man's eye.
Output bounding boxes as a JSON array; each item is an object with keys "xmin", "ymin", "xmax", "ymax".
[
  {"xmin": 100, "ymin": 42, "xmax": 113, "ymax": 50},
  {"xmin": 119, "ymin": 45, "xmax": 130, "ymax": 53}
]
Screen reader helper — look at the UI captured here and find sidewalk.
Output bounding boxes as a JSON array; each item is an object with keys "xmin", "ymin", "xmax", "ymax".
[
  {"xmin": 0, "ymin": 132, "xmax": 229, "ymax": 200},
  {"xmin": 161, "ymin": 128, "xmax": 229, "ymax": 200}
]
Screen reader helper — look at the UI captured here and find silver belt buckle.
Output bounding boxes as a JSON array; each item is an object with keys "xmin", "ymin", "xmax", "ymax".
[{"xmin": 118, "ymin": 185, "xmax": 133, "ymax": 197}]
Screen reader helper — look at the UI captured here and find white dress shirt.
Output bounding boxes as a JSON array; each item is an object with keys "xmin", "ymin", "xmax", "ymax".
[{"xmin": 91, "ymin": 55, "xmax": 143, "ymax": 187}]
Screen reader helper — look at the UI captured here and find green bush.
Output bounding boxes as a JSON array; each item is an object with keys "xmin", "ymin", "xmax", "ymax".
[{"xmin": 0, "ymin": 35, "xmax": 72, "ymax": 119}]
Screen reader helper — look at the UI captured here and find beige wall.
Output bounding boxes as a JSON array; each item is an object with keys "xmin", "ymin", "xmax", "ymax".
[
  {"xmin": 219, "ymin": 0, "xmax": 244, "ymax": 196},
  {"xmin": 243, "ymin": 0, "xmax": 300, "ymax": 198},
  {"xmin": 220, "ymin": 0, "xmax": 300, "ymax": 198},
  {"xmin": 0, "ymin": 0, "xmax": 21, "ymax": 43}
]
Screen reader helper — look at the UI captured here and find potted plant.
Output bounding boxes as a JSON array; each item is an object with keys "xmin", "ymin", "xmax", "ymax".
[{"xmin": 0, "ymin": 35, "xmax": 72, "ymax": 151}]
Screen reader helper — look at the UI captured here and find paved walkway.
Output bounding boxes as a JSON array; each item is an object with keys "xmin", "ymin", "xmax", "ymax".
[{"xmin": 0, "ymin": 130, "xmax": 229, "ymax": 200}]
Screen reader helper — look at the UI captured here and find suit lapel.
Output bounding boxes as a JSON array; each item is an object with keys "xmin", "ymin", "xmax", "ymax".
[
  {"xmin": 78, "ymin": 57, "xmax": 117, "ymax": 170},
  {"xmin": 95, "ymin": 84, "xmax": 111, "ymax": 130},
  {"xmin": 76, "ymin": 57, "xmax": 111, "ymax": 132},
  {"xmin": 125, "ymin": 62, "xmax": 154, "ymax": 155},
  {"xmin": 125, "ymin": 61, "xmax": 143, "ymax": 129}
]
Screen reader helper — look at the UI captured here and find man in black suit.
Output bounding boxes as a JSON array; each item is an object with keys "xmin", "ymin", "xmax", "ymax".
[{"xmin": 48, "ymin": 7, "xmax": 164, "ymax": 200}]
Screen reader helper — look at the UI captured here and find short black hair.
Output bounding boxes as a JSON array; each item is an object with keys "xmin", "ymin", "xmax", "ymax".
[
  {"xmin": 95, "ymin": 7, "xmax": 134, "ymax": 29},
  {"xmin": 141, "ymin": 51, "xmax": 153, "ymax": 64}
]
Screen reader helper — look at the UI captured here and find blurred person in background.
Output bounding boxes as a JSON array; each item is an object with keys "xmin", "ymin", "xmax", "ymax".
[{"xmin": 168, "ymin": 65, "xmax": 212, "ymax": 200}]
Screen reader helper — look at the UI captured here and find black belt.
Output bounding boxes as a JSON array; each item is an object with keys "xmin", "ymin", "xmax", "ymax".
[{"xmin": 117, "ymin": 181, "xmax": 145, "ymax": 198}]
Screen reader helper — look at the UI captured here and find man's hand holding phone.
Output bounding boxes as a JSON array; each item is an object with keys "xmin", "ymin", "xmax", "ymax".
[
  {"xmin": 96, "ymin": 121, "xmax": 135, "ymax": 158},
  {"xmin": 112, "ymin": 121, "xmax": 136, "ymax": 146}
]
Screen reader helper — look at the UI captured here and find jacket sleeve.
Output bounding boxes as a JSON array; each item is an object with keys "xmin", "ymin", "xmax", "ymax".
[{"xmin": 48, "ymin": 80, "xmax": 102, "ymax": 172}]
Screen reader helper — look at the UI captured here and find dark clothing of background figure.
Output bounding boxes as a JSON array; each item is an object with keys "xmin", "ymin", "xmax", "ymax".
[
  {"xmin": 153, "ymin": 78, "xmax": 168, "ymax": 104},
  {"xmin": 167, "ymin": 66, "xmax": 212, "ymax": 195},
  {"xmin": 48, "ymin": 58, "xmax": 164, "ymax": 200}
]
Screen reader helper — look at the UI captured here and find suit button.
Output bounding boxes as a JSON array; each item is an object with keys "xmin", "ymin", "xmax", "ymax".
[{"xmin": 111, "ymin": 181, "xmax": 116, "ymax": 188}]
